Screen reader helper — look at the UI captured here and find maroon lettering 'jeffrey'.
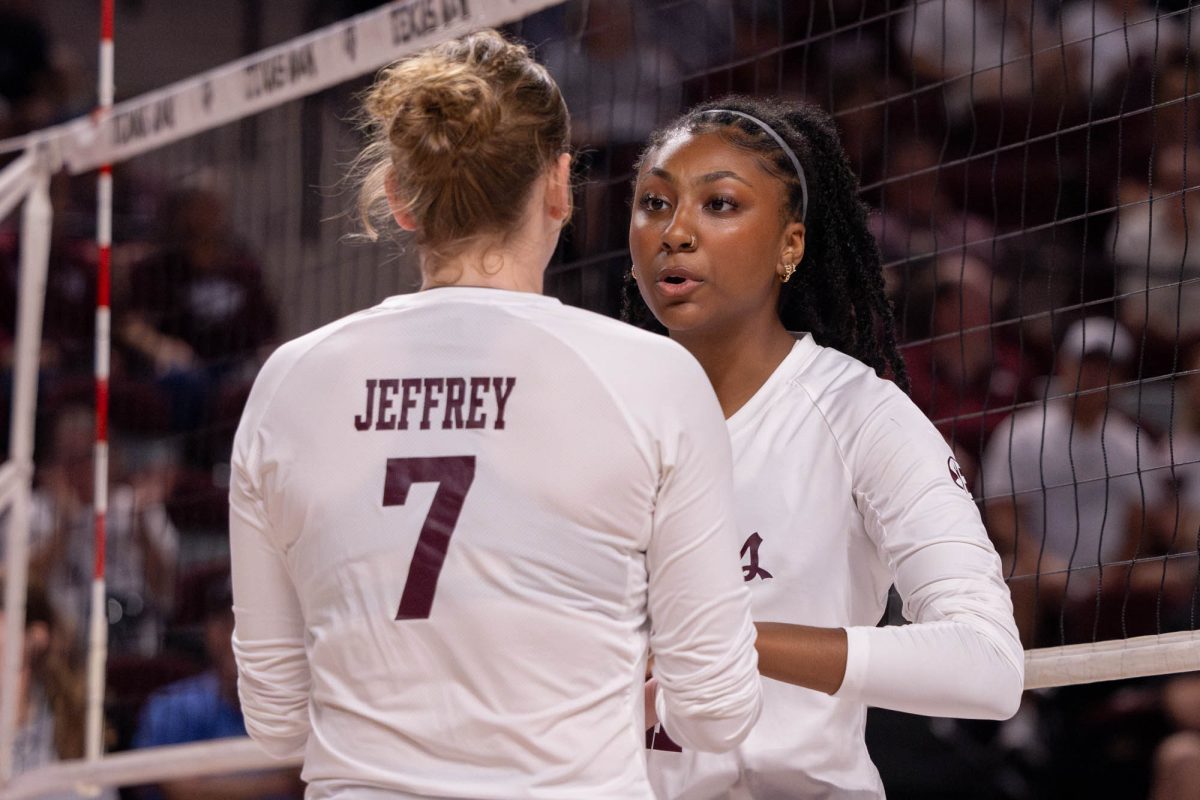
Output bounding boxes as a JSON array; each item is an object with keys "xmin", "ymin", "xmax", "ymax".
[{"xmin": 354, "ymin": 377, "xmax": 517, "ymax": 432}]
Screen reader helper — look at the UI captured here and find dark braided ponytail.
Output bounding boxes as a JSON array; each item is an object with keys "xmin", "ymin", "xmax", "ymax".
[{"xmin": 624, "ymin": 95, "xmax": 909, "ymax": 393}]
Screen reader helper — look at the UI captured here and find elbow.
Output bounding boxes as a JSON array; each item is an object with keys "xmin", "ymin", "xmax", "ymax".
[
  {"xmin": 997, "ymin": 659, "xmax": 1026, "ymax": 720},
  {"xmin": 244, "ymin": 716, "xmax": 308, "ymax": 760},
  {"xmin": 237, "ymin": 672, "xmax": 311, "ymax": 759},
  {"xmin": 975, "ymin": 656, "xmax": 1025, "ymax": 720},
  {"xmin": 980, "ymin": 682, "xmax": 1023, "ymax": 721},
  {"xmin": 659, "ymin": 679, "xmax": 763, "ymax": 753}
]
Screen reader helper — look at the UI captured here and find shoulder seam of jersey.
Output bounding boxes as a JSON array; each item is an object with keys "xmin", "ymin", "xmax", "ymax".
[
  {"xmin": 515, "ymin": 309, "xmax": 662, "ymax": 480},
  {"xmin": 788, "ymin": 376, "xmax": 856, "ymax": 488},
  {"xmin": 247, "ymin": 307, "xmax": 381, "ymax": 434}
]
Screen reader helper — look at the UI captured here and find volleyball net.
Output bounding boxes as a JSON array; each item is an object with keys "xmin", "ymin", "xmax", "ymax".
[{"xmin": 0, "ymin": 0, "xmax": 1198, "ymax": 794}]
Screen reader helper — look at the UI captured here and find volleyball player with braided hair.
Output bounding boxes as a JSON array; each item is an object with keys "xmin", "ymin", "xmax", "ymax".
[
  {"xmin": 629, "ymin": 97, "xmax": 1024, "ymax": 798},
  {"xmin": 230, "ymin": 32, "xmax": 762, "ymax": 799}
]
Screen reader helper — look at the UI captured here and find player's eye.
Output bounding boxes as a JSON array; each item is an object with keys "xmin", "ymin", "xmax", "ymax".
[
  {"xmin": 705, "ymin": 195, "xmax": 739, "ymax": 212},
  {"xmin": 638, "ymin": 193, "xmax": 670, "ymax": 212}
]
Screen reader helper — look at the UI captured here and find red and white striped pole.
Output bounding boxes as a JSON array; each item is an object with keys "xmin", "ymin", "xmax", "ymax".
[{"xmin": 86, "ymin": 0, "xmax": 115, "ymax": 764}]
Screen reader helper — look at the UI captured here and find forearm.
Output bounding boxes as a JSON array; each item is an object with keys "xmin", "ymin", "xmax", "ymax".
[
  {"xmin": 836, "ymin": 617, "xmax": 1023, "ymax": 720},
  {"xmin": 753, "ymin": 623, "xmax": 847, "ymax": 695},
  {"xmin": 231, "ymin": 475, "xmax": 312, "ymax": 758}
]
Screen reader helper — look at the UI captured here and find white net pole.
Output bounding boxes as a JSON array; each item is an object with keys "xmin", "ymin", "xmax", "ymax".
[
  {"xmin": 0, "ymin": 169, "xmax": 53, "ymax": 783},
  {"xmin": 0, "ymin": 154, "xmax": 34, "ymax": 225}
]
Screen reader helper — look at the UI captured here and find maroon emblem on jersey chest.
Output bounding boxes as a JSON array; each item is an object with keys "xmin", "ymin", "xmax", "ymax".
[{"xmin": 740, "ymin": 532, "xmax": 773, "ymax": 582}]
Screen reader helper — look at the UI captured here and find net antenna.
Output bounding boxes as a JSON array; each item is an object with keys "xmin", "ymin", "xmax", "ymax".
[{"xmin": 88, "ymin": 0, "xmax": 117, "ymax": 768}]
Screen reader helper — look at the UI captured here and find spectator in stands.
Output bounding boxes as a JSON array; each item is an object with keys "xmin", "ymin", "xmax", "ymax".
[
  {"xmin": 870, "ymin": 134, "xmax": 996, "ymax": 289},
  {"xmin": 903, "ymin": 253, "xmax": 1032, "ymax": 460},
  {"xmin": 535, "ymin": 1, "xmax": 695, "ymax": 280},
  {"xmin": 1162, "ymin": 344, "xmax": 1200, "ymax": 544},
  {"xmin": 1144, "ymin": 343, "xmax": 1200, "ymax": 622},
  {"xmin": 1150, "ymin": 673, "xmax": 1200, "ymax": 800},
  {"xmin": 30, "ymin": 406, "xmax": 178, "ymax": 656},
  {"xmin": 0, "ymin": 173, "xmax": 98, "ymax": 377},
  {"xmin": 980, "ymin": 317, "xmax": 1170, "ymax": 644},
  {"xmin": 1060, "ymin": 0, "xmax": 1185, "ymax": 109},
  {"xmin": 894, "ymin": 0, "xmax": 1064, "ymax": 120},
  {"xmin": 131, "ymin": 572, "xmax": 303, "ymax": 799},
  {"xmin": 538, "ymin": 2, "xmax": 683, "ymax": 149},
  {"xmin": 118, "ymin": 186, "xmax": 277, "ymax": 435},
  {"xmin": 0, "ymin": 2, "xmax": 65, "ymax": 137},
  {"xmin": 0, "ymin": 580, "xmax": 115, "ymax": 799},
  {"xmin": 1108, "ymin": 140, "xmax": 1200, "ymax": 371}
]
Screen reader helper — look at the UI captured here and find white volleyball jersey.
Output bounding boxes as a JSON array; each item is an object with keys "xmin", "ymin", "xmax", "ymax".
[
  {"xmin": 647, "ymin": 336, "xmax": 1023, "ymax": 800},
  {"xmin": 230, "ymin": 287, "xmax": 761, "ymax": 800}
]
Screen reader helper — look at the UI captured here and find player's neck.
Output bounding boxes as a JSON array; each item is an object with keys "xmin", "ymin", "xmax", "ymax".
[
  {"xmin": 672, "ymin": 317, "xmax": 796, "ymax": 419},
  {"xmin": 421, "ymin": 265, "xmax": 544, "ymax": 294},
  {"xmin": 420, "ymin": 242, "xmax": 548, "ymax": 294}
]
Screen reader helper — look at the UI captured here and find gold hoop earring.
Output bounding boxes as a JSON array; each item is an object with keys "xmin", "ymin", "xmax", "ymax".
[{"xmin": 781, "ymin": 262, "xmax": 797, "ymax": 283}]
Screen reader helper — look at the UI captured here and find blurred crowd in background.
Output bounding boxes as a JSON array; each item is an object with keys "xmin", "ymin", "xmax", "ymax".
[{"xmin": 2, "ymin": 0, "xmax": 1200, "ymax": 797}]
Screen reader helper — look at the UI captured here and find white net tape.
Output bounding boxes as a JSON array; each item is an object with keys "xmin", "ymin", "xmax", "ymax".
[
  {"xmin": 1024, "ymin": 630, "xmax": 1200, "ymax": 691},
  {"xmin": 0, "ymin": 0, "xmax": 567, "ymax": 172},
  {"xmin": 2, "ymin": 738, "xmax": 298, "ymax": 799}
]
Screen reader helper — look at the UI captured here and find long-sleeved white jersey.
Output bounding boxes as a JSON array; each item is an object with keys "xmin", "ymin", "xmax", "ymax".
[
  {"xmin": 647, "ymin": 336, "xmax": 1024, "ymax": 799},
  {"xmin": 229, "ymin": 287, "xmax": 761, "ymax": 799}
]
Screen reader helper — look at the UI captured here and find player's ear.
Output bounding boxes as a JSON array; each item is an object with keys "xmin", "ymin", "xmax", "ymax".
[
  {"xmin": 545, "ymin": 152, "xmax": 572, "ymax": 225},
  {"xmin": 385, "ymin": 172, "xmax": 418, "ymax": 232},
  {"xmin": 778, "ymin": 221, "xmax": 806, "ymax": 277}
]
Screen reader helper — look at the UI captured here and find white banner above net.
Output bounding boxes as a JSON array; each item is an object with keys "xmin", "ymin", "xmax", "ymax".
[{"xmin": 0, "ymin": 0, "xmax": 566, "ymax": 173}]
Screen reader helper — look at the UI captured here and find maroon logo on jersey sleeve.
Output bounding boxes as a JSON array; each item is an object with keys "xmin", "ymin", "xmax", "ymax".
[
  {"xmin": 740, "ymin": 532, "xmax": 773, "ymax": 582},
  {"xmin": 947, "ymin": 456, "xmax": 969, "ymax": 494}
]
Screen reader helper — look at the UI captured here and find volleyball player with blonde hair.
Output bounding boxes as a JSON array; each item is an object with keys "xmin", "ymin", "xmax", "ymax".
[{"xmin": 229, "ymin": 30, "xmax": 761, "ymax": 799}]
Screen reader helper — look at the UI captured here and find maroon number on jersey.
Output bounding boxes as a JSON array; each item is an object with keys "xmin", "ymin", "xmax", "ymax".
[{"xmin": 382, "ymin": 456, "xmax": 477, "ymax": 620}]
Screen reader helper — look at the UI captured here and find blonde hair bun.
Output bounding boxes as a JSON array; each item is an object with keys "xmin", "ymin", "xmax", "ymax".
[
  {"xmin": 355, "ymin": 29, "xmax": 569, "ymax": 257},
  {"xmin": 387, "ymin": 65, "xmax": 500, "ymax": 172}
]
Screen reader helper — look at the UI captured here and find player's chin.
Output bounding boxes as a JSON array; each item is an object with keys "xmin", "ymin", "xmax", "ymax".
[{"xmin": 649, "ymin": 299, "xmax": 713, "ymax": 334}]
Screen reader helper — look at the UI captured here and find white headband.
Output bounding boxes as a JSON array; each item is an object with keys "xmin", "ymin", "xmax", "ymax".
[{"xmin": 705, "ymin": 108, "xmax": 809, "ymax": 222}]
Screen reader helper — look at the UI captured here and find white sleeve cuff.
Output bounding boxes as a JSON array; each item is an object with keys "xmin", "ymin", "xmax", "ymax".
[{"xmin": 833, "ymin": 626, "xmax": 870, "ymax": 700}]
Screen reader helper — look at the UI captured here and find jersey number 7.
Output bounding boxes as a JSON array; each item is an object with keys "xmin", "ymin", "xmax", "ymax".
[{"xmin": 383, "ymin": 456, "xmax": 477, "ymax": 620}]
